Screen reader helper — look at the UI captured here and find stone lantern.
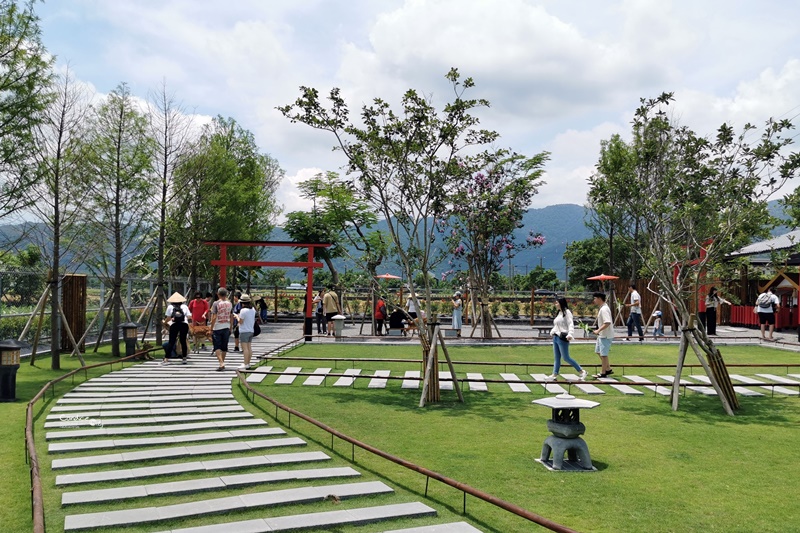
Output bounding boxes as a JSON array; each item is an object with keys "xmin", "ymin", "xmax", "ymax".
[
  {"xmin": 118, "ymin": 322, "xmax": 140, "ymax": 357},
  {"xmin": 532, "ymin": 393, "xmax": 599, "ymax": 471}
]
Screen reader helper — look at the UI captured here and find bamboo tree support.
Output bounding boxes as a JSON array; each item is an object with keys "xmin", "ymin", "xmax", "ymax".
[
  {"xmin": 58, "ymin": 300, "xmax": 85, "ymax": 366},
  {"xmin": 670, "ymin": 319, "xmax": 690, "ymax": 411},
  {"xmin": 18, "ymin": 286, "xmax": 51, "ymax": 342},
  {"xmin": 419, "ymin": 324, "xmax": 441, "ymax": 407},
  {"xmin": 29, "ymin": 286, "xmax": 51, "ymax": 363},
  {"xmin": 437, "ymin": 328, "xmax": 464, "ymax": 403}
]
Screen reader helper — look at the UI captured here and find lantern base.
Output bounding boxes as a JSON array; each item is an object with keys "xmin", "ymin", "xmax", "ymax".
[{"xmin": 537, "ymin": 435, "xmax": 596, "ymax": 471}]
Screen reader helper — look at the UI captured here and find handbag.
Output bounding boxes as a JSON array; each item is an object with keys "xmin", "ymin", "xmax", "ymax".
[
  {"xmin": 253, "ymin": 322, "xmax": 261, "ymax": 337},
  {"xmin": 559, "ymin": 332, "xmax": 569, "ymax": 342}
]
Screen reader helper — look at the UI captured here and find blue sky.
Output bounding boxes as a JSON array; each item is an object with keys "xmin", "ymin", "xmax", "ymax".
[{"xmin": 35, "ymin": 0, "xmax": 800, "ymax": 215}]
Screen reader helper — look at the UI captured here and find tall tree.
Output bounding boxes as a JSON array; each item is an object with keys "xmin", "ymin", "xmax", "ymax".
[
  {"xmin": 279, "ymin": 68, "xmax": 498, "ymax": 355},
  {"xmin": 167, "ymin": 116, "xmax": 282, "ymax": 287},
  {"xmin": 27, "ymin": 68, "xmax": 91, "ymax": 368},
  {"xmin": 81, "ymin": 82, "xmax": 155, "ymax": 357},
  {"xmin": 598, "ymin": 93, "xmax": 800, "ymax": 414},
  {"xmin": 0, "ymin": 0, "xmax": 53, "ymax": 220},
  {"xmin": 444, "ymin": 150, "xmax": 548, "ymax": 337},
  {"xmin": 147, "ymin": 80, "xmax": 195, "ymax": 344}
]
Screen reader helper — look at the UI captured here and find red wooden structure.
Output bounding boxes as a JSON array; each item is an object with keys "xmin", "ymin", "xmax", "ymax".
[{"xmin": 205, "ymin": 240, "xmax": 331, "ymax": 341}]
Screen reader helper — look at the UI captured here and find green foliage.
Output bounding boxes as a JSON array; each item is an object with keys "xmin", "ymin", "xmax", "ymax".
[
  {"xmin": 0, "ymin": 0, "xmax": 54, "ymax": 219},
  {"xmin": 565, "ymin": 236, "xmax": 634, "ymax": 288},
  {"xmin": 523, "ymin": 264, "xmax": 560, "ymax": 291},
  {"xmin": 505, "ymin": 300, "xmax": 520, "ymax": 318}
]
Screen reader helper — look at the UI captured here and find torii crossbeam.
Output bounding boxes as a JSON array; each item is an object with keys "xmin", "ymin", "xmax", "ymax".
[{"xmin": 205, "ymin": 240, "xmax": 331, "ymax": 341}]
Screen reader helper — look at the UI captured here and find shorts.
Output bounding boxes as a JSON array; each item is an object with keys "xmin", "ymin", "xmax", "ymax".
[
  {"xmin": 239, "ymin": 331, "xmax": 253, "ymax": 343},
  {"xmin": 758, "ymin": 312, "xmax": 775, "ymax": 325},
  {"xmin": 595, "ymin": 337, "xmax": 612, "ymax": 357},
  {"xmin": 212, "ymin": 328, "xmax": 230, "ymax": 352},
  {"xmin": 326, "ymin": 312, "xmax": 337, "ymax": 321}
]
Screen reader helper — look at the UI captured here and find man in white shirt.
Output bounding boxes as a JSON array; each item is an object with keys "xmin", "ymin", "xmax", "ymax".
[
  {"xmin": 592, "ymin": 292, "xmax": 615, "ymax": 378},
  {"xmin": 626, "ymin": 284, "xmax": 644, "ymax": 342},
  {"xmin": 755, "ymin": 287, "xmax": 780, "ymax": 341}
]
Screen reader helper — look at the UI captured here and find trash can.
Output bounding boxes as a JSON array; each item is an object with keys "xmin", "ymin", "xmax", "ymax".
[
  {"xmin": 332, "ymin": 314, "xmax": 346, "ymax": 338},
  {"xmin": 0, "ymin": 339, "xmax": 26, "ymax": 402},
  {"xmin": 118, "ymin": 322, "xmax": 140, "ymax": 357}
]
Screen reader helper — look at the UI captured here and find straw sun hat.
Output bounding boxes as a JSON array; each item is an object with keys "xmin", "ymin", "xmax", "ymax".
[{"xmin": 166, "ymin": 292, "xmax": 186, "ymax": 304}]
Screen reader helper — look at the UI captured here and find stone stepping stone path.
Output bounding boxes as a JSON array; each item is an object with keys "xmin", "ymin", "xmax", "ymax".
[
  {"xmin": 334, "ymin": 368, "xmax": 362, "ymax": 387},
  {"xmin": 245, "ymin": 366, "xmax": 273, "ymax": 383},
  {"xmin": 402, "ymin": 370, "xmax": 421, "ymax": 389},
  {"xmin": 561, "ymin": 374, "xmax": 605, "ymax": 394},
  {"xmin": 302, "ymin": 367, "xmax": 331, "ymax": 386},
  {"xmin": 45, "ymin": 351, "xmax": 471, "ymax": 532},
  {"xmin": 529, "ymin": 374, "xmax": 568, "ymax": 394},
  {"xmin": 655, "ymin": 375, "xmax": 716, "ymax": 396},
  {"xmin": 500, "ymin": 373, "xmax": 530, "ymax": 392},
  {"xmin": 730, "ymin": 374, "xmax": 800, "ymax": 396},
  {"xmin": 368, "ymin": 370, "xmax": 391, "ymax": 388},
  {"xmin": 439, "ymin": 371, "xmax": 455, "ymax": 391},
  {"xmin": 598, "ymin": 377, "xmax": 644, "ymax": 395},
  {"xmin": 623, "ymin": 375, "xmax": 672, "ymax": 396},
  {"xmin": 274, "ymin": 367, "xmax": 302, "ymax": 384},
  {"xmin": 465, "ymin": 373, "xmax": 488, "ymax": 392},
  {"xmin": 687, "ymin": 375, "xmax": 763, "ymax": 396}
]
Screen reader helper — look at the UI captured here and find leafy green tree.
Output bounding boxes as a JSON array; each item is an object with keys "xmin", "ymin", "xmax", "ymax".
[
  {"xmin": 280, "ymin": 68, "xmax": 499, "ymax": 358},
  {"xmin": 522, "ymin": 265, "xmax": 560, "ymax": 291},
  {"xmin": 444, "ymin": 150, "xmax": 547, "ymax": 336},
  {"xmin": 81, "ymin": 82, "xmax": 155, "ymax": 357},
  {"xmin": 0, "ymin": 0, "xmax": 54, "ymax": 220},
  {"xmin": 564, "ymin": 236, "xmax": 634, "ymax": 289},
  {"xmin": 167, "ymin": 116, "xmax": 282, "ymax": 288},
  {"xmin": 602, "ymin": 92, "xmax": 800, "ymax": 414}
]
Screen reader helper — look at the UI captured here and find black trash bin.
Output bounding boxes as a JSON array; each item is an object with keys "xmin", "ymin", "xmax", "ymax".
[{"xmin": 0, "ymin": 339, "xmax": 25, "ymax": 402}]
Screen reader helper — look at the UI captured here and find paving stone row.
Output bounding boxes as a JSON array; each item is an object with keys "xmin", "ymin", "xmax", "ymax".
[{"xmin": 46, "ymin": 346, "xmax": 475, "ymax": 532}]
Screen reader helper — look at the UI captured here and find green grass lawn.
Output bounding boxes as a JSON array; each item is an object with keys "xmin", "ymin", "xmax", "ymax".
[
  {"xmin": 0, "ymin": 348, "xmax": 133, "ymax": 533},
  {"xmin": 245, "ymin": 342, "xmax": 800, "ymax": 532},
  {"xmin": 7, "ymin": 341, "xmax": 800, "ymax": 532}
]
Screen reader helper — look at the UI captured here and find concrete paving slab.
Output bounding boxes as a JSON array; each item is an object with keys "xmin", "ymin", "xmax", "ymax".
[
  {"xmin": 500, "ymin": 373, "xmax": 530, "ymax": 392},
  {"xmin": 44, "ymin": 411, "xmax": 251, "ymax": 429},
  {"xmin": 274, "ymin": 367, "xmax": 302, "ymax": 384},
  {"xmin": 50, "ymin": 400, "xmax": 240, "ymax": 412},
  {"xmin": 438, "ymin": 371, "xmax": 454, "ymax": 391},
  {"xmin": 730, "ymin": 374, "xmax": 799, "ymax": 396},
  {"xmin": 245, "ymin": 366, "xmax": 273, "ymax": 383},
  {"xmin": 46, "ymin": 405, "xmax": 245, "ymax": 420},
  {"xmin": 655, "ymin": 375, "xmax": 716, "ymax": 395},
  {"xmin": 688, "ymin": 374, "xmax": 763, "ymax": 396},
  {"xmin": 598, "ymin": 377, "xmax": 644, "ymax": 395},
  {"xmin": 465, "ymin": 373, "xmax": 488, "ymax": 392},
  {"xmin": 402, "ymin": 370, "xmax": 420, "ymax": 389},
  {"xmin": 46, "ymin": 418, "xmax": 267, "ymax": 440},
  {"xmin": 623, "ymin": 375, "xmax": 671, "ymax": 396},
  {"xmin": 560, "ymin": 374, "xmax": 605, "ymax": 394},
  {"xmin": 333, "ymin": 368, "xmax": 361, "ymax": 387},
  {"xmin": 62, "ymin": 485, "xmax": 149, "ymax": 505},
  {"xmin": 303, "ymin": 367, "xmax": 331, "ymax": 386},
  {"xmin": 64, "ymin": 506, "xmax": 161, "ymax": 531},
  {"xmin": 368, "ymin": 370, "xmax": 391, "ymax": 388},
  {"xmin": 219, "ymin": 466, "xmax": 359, "ymax": 488},
  {"xmin": 530, "ymin": 374, "xmax": 568, "ymax": 394},
  {"xmin": 382, "ymin": 522, "xmax": 483, "ymax": 532}
]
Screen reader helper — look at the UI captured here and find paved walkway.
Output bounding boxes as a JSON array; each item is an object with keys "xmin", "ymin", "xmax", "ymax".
[{"xmin": 46, "ymin": 338, "xmax": 483, "ymax": 532}]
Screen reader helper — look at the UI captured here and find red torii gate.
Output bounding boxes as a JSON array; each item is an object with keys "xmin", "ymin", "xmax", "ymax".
[{"xmin": 205, "ymin": 240, "xmax": 332, "ymax": 341}]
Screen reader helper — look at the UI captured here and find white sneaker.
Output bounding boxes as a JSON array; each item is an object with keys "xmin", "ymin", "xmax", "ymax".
[
  {"xmin": 238, "ymin": 364, "xmax": 247, "ymax": 370},
  {"xmin": 159, "ymin": 360, "xmax": 169, "ymax": 366},
  {"xmin": 545, "ymin": 373, "xmax": 558, "ymax": 381},
  {"xmin": 579, "ymin": 370, "xmax": 588, "ymax": 381}
]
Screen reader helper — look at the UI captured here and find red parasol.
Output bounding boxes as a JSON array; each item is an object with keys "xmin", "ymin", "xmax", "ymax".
[
  {"xmin": 375, "ymin": 273, "xmax": 401, "ymax": 279},
  {"xmin": 586, "ymin": 274, "xmax": 619, "ymax": 281}
]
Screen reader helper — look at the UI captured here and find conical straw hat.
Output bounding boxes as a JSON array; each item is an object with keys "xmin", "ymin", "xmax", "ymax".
[{"xmin": 166, "ymin": 292, "xmax": 186, "ymax": 304}]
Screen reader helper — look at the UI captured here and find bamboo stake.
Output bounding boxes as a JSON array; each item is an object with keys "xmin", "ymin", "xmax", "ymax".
[
  {"xmin": 437, "ymin": 328, "xmax": 464, "ymax": 403},
  {"xmin": 59, "ymin": 300, "xmax": 85, "ymax": 366}
]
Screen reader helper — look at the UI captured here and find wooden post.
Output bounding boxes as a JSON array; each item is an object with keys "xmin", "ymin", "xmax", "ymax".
[
  {"xmin": 437, "ymin": 328, "xmax": 464, "ymax": 403},
  {"xmin": 671, "ymin": 318, "xmax": 690, "ymax": 411}
]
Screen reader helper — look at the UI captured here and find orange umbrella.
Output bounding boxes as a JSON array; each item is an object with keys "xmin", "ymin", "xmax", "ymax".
[
  {"xmin": 586, "ymin": 274, "xmax": 619, "ymax": 281},
  {"xmin": 375, "ymin": 273, "xmax": 401, "ymax": 279}
]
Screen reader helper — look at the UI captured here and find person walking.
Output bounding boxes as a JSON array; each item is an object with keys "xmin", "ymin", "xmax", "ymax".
[
  {"xmin": 704, "ymin": 286, "xmax": 730, "ymax": 335},
  {"xmin": 322, "ymin": 285, "xmax": 341, "ymax": 336},
  {"xmin": 235, "ymin": 294, "xmax": 256, "ymax": 370},
  {"xmin": 188, "ymin": 291, "xmax": 209, "ymax": 350},
  {"xmin": 313, "ymin": 289, "xmax": 327, "ymax": 334},
  {"xmin": 209, "ymin": 287, "xmax": 233, "ymax": 371},
  {"xmin": 231, "ymin": 291, "xmax": 242, "ymax": 352},
  {"xmin": 374, "ymin": 296, "xmax": 387, "ymax": 336},
  {"xmin": 755, "ymin": 287, "xmax": 780, "ymax": 340},
  {"xmin": 451, "ymin": 291, "xmax": 463, "ymax": 337},
  {"xmin": 161, "ymin": 309, "xmax": 189, "ymax": 365},
  {"xmin": 592, "ymin": 292, "xmax": 615, "ymax": 378},
  {"xmin": 546, "ymin": 298, "xmax": 587, "ymax": 381},
  {"xmin": 256, "ymin": 295, "xmax": 268, "ymax": 324},
  {"xmin": 625, "ymin": 284, "xmax": 644, "ymax": 342},
  {"xmin": 652, "ymin": 310, "xmax": 664, "ymax": 339}
]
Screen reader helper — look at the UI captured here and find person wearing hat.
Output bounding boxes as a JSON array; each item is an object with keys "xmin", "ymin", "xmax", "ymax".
[
  {"xmin": 452, "ymin": 291, "xmax": 463, "ymax": 337},
  {"xmin": 161, "ymin": 309, "xmax": 188, "ymax": 365},
  {"xmin": 652, "ymin": 310, "xmax": 664, "ymax": 339},
  {"xmin": 234, "ymin": 294, "xmax": 256, "ymax": 369},
  {"xmin": 164, "ymin": 292, "xmax": 191, "ymax": 329}
]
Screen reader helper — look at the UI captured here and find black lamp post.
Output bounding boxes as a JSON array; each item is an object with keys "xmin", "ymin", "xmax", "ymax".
[
  {"xmin": 118, "ymin": 322, "xmax": 140, "ymax": 357},
  {"xmin": 0, "ymin": 339, "xmax": 26, "ymax": 401}
]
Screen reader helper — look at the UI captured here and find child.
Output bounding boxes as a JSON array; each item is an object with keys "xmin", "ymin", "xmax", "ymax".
[{"xmin": 652, "ymin": 310, "xmax": 664, "ymax": 339}]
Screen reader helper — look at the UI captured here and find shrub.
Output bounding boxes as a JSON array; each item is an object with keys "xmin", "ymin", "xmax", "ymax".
[{"xmin": 506, "ymin": 301, "xmax": 520, "ymax": 318}]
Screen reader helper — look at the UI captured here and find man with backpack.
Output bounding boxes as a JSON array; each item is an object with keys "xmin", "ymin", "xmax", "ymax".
[{"xmin": 755, "ymin": 287, "xmax": 780, "ymax": 341}]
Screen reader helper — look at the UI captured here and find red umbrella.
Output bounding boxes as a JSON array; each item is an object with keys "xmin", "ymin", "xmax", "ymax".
[
  {"xmin": 586, "ymin": 274, "xmax": 619, "ymax": 281},
  {"xmin": 375, "ymin": 273, "xmax": 401, "ymax": 279}
]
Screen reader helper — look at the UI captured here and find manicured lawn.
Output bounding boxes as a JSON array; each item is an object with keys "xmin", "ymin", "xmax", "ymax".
[
  {"xmin": 0, "ymin": 348, "xmax": 133, "ymax": 533},
  {"xmin": 246, "ymin": 342, "xmax": 800, "ymax": 532}
]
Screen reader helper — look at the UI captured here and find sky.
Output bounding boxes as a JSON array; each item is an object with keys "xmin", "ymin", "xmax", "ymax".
[{"xmin": 35, "ymin": 0, "xmax": 800, "ymax": 219}]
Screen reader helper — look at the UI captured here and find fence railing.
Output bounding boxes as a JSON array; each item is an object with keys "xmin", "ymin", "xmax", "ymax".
[{"xmin": 25, "ymin": 348, "xmax": 160, "ymax": 533}]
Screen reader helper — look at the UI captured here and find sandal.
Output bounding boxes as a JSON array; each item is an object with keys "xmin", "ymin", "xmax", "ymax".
[{"xmin": 216, "ymin": 366, "xmax": 225, "ymax": 372}]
